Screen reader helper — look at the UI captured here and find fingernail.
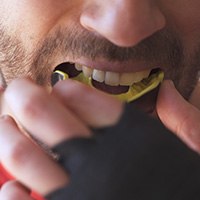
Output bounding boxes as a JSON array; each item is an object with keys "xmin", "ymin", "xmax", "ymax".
[
  {"xmin": 158, "ymin": 80, "xmax": 178, "ymax": 108},
  {"xmin": 164, "ymin": 79, "xmax": 175, "ymax": 87},
  {"xmin": 160, "ymin": 80, "xmax": 175, "ymax": 93}
]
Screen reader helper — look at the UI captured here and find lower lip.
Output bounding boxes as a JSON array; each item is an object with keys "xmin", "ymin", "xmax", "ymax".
[{"xmin": 92, "ymin": 80, "xmax": 129, "ymax": 94}]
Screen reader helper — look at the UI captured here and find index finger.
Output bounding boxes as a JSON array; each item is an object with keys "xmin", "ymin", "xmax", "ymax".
[
  {"xmin": 3, "ymin": 78, "xmax": 91, "ymax": 147},
  {"xmin": 52, "ymin": 79, "xmax": 124, "ymax": 128}
]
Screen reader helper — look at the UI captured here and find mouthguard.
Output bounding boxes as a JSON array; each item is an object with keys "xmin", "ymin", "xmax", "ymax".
[{"xmin": 52, "ymin": 70, "xmax": 164, "ymax": 103}]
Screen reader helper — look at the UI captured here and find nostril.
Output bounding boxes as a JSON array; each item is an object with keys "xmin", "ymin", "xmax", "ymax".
[
  {"xmin": 80, "ymin": 1, "xmax": 166, "ymax": 48},
  {"xmin": 80, "ymin": 9, "xmax": 101, "ymax": 35},
  {"xmin": 80, "ymin": 17, "xmax": 95, "ymax": 33}
]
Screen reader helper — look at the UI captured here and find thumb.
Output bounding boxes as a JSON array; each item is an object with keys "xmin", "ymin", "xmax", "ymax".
[{"xmin": 156, "ymin": 80, "xmax": 200, "ymax": 153}]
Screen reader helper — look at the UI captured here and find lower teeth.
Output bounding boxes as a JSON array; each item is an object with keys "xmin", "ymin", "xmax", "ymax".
[{"xmin": 51, "ymin": 69, "xmax": 164, "ymax": 103}]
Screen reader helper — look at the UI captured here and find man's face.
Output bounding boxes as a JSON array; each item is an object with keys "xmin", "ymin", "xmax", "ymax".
[{"xmin": 0, "ymin": 0, "xmax": 200, "ymax": 111}]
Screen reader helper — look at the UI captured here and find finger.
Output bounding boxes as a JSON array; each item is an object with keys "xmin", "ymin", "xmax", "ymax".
[
  {"xmin": 0, "ymin": 181, "xmax": 33, "ymax": 200},
  {"xmin": 189, "ymin": 79, "xmax": 200, "ymax": 109},
  {"xmin": 3, "ymin": 78, "xmax": 91, "ymax": 147},
  {"xmin": 52, "ymin": 79, "xmax": 124, "ymax": 128},
  {"xmin": 156, "ymin": 80, "xmax": 200, "ymax": 152},
  {"xmin": 0, "ymin": 116, "xmax": 68, "ymax": 195}
]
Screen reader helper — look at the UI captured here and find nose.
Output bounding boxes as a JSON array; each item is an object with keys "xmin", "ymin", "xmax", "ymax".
[{"xmin": 80, "ymin": 0, "xmax": 166, "ymax": 47}]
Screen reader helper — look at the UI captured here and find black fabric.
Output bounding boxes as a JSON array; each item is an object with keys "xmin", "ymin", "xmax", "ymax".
[{"xmin": 46, "ymin": 104, "xmax": 200, "ymax": 200}]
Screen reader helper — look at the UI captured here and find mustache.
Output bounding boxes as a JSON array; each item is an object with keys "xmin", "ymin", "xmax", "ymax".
[
  {"xmin": 31, "ymin": 25, "xmax": 184, "ymax": 86},
  {"xmin": 36, "ymin": 25, "xmax": 183, "ymax": 64}
]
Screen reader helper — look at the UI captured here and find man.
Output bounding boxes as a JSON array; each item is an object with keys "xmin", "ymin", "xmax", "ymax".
[{"xmin": 0, "ymin": 1, "xmax": 200, "ymax": 199}]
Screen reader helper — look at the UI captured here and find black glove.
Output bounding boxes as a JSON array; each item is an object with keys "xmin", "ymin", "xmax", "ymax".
[{"xmin": 46, "ymin": 104, "xmax": 200, "ymax": 200}]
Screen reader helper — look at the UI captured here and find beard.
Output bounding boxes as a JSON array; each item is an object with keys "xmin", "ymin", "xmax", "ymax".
[{"xmin": 0, "ymin": 24, "xmax": 199, "ymax": 100}]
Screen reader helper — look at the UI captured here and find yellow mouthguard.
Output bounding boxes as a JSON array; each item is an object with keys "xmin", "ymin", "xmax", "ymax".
[{"xmin": 54, "ymin": 70, "xmax": 164, "ymax": 103}]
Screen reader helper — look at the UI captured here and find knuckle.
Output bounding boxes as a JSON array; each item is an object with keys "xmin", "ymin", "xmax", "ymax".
[
  {"xmin": 19, "ymin": 93, "xmax": 45, "ymax": 119},
  {"xmin": 5, "ymin": 78, "xmax": 47, "ymax": 119}
]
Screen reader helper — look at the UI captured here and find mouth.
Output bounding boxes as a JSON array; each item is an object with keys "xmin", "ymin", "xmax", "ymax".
[{"xmin": 51, "ymin": 62, "xmax": 164, "ymax": 103}]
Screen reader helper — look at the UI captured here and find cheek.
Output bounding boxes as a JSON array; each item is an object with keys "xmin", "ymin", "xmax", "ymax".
[
  {"xmin": 0, "ymin": 0, "xmax": 72, "ymax": 49},
  {"xmin": 161, "ymin": 1, "xmax": 200, "ymax": 49},
  {"xmin": 0, "ymin": 0, "xmax": 83, "ymax": 52}
]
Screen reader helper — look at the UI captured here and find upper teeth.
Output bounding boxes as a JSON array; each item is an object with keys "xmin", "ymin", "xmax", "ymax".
[{"xmin": 75, "ymin": 63, "xmax": 151, "ymax": 86}]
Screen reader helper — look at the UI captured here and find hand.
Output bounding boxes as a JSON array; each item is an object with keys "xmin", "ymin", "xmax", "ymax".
[
  {"xmin": 157, "ymin": 80, "xmax": 200, "ymax": 153},
  {"xmin": 0, "ymin": 78, "xmax": 123, "ymax": 197}
]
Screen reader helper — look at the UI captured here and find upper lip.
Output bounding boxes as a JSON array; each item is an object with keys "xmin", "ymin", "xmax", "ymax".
[{"xmin": 54, "ymin": 57, "xmax": 162, "ymax": 73}]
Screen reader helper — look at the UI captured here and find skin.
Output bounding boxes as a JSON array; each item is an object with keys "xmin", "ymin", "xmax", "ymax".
[{"xmin": 0, "ymin": 0, "xmax": 200, "ymax": 199}]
